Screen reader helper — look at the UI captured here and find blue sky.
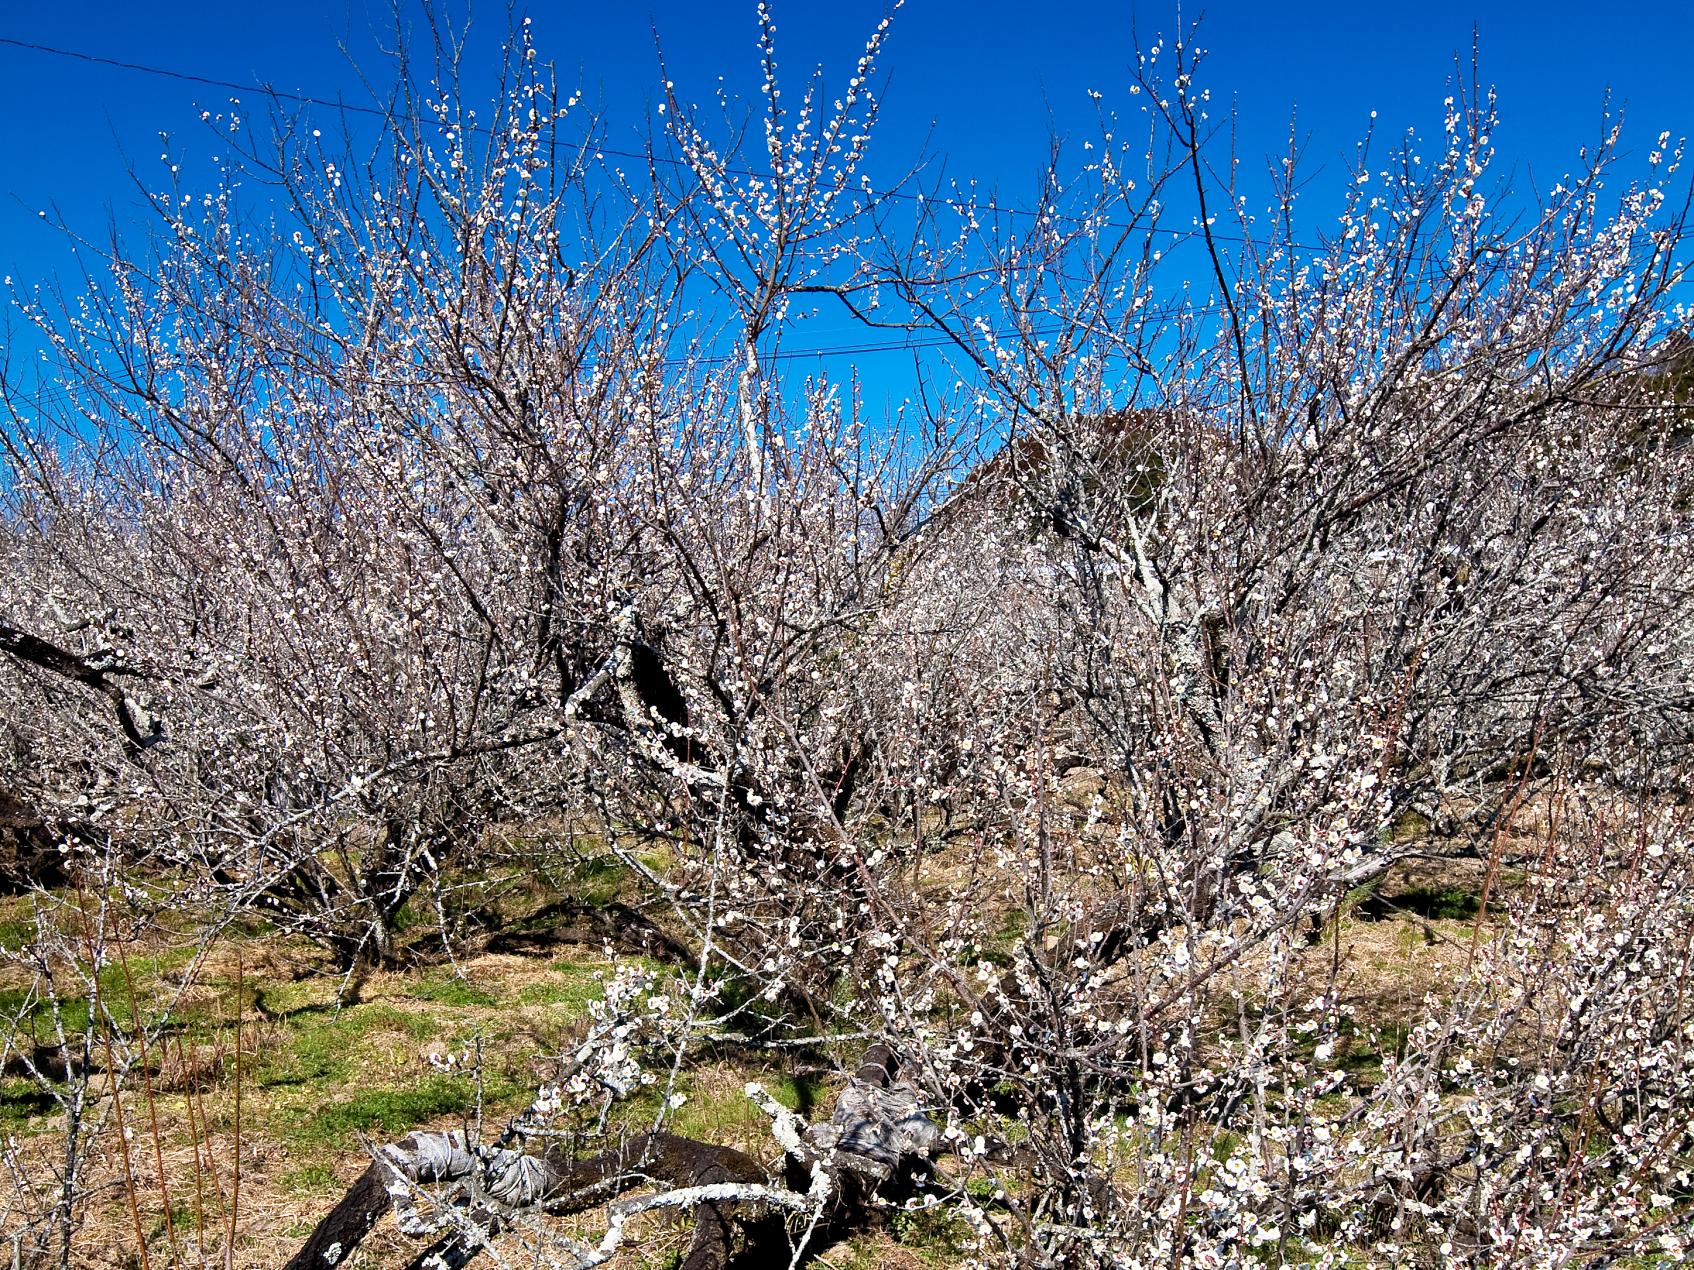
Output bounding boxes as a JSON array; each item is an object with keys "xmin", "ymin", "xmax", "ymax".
[{"xmin": 1, "ymin": 0, "xmax": 1689, "ymax": 375}]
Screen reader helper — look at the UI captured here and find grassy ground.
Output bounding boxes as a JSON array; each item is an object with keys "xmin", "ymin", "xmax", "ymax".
[
  {"xmin": 0, "ymin": 858, "xmax": 878, "ymax": 1268},
  {"xmin": 0, "ymin": 849, "xmax": 1501, "ymax": 1269}
]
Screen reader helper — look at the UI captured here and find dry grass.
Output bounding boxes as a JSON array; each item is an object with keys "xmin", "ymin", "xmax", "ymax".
[
  {"xmin": 0, "ymin": 832, "xmax": 1529, "ymax": 1270},
  {"xmin": 0, "ymin": 903, "xmax": 875, "ymax": 1268}
]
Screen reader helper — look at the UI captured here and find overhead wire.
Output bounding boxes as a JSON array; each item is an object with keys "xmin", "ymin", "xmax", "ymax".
[
  {"xmin": 0, "ymin": 32, "xmax": 1477, "ymax": 374},
  {"xmin": 0, "ymin": 33, "xmax": 1331, "ymax": 248}
]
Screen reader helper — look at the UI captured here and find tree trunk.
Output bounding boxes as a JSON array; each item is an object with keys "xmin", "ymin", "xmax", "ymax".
[{"xmin": 283, "ymin": 1046, "xmax": 938, "ymax": 1270}]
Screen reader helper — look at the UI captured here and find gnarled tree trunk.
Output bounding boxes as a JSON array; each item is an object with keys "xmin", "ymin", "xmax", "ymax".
[{"xmin": 283, "ymin": 1046, "xmax": 937, "ymax": 1270}]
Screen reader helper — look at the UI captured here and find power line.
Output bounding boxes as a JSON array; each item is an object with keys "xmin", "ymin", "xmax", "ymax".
[
  {"xmin": 0, "ymin": 36, "xmax": 373, "ymax": 113},
  {"xmin": 0, "ymin": 33, "xmax": 1257, "ymax": 366},
  {"xmin": 0, "ymin": 33, "xmax": 1328, "ymax": 255}
]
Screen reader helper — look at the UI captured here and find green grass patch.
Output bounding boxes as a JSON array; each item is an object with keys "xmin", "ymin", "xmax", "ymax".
[
  {"xmin": 408, "ymin": 974, "xmax": 498, "ymax": 1008},
  {"xmin": 893, "ymin": 1204, "xmax": 974, "ymax": 1263},
  {"xmin": 0, "ymin": 984, "xmax": 93, "ymax": 1038},
  {"xmin": 570, "ymin": 853, "xmax": 630, "ymax": 908},
  {"xmin": 295, "ymin": 1074, "xmax": 471, "ymax": 1148},
  {"xmin": 517, "ymin": 963, "xmax": 606, "ymax": 1014},
  {"xmin": 250, "ymin": 976, "xmax": 331, "ymax": 1018},
  {"xmin": 148, "ymin": 1200, "xmax": 201, "ymax": 1240},
  {"xmin": 279, "ymin": 1163, "xmax": 341, "ymax": 1194},
  {"xmin": 1331, "ymin": 1019, "xmax": 1412, "ymax": 1085},
  {"xmin": 120, "ymin": 942, "xmax": 202, "ymax": 984},
  {"xmin": 770, "ymin": 1071, "xmax": 824, "ymax": 1116},
  {"xmin": 1211, "ymin": 1128, "xmax": 1244, "ymax": 1161},
  {"xmin": 255, "ymin": 1002, "xmax": 437, "ymax": 1089},
  {"xmin": 0, "ymin": 1077, "xmax": 58, "ymax": 1127},
  {"xmin": 1384, "ymin": 884, "xmax": 1480, "ymax": 922},
  {"xmin": 0, "ymin": 915, "xmax": 35, "ymax": 951}
]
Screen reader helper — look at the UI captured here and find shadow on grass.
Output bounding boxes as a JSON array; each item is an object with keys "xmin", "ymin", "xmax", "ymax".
[{"xmin": 1357, "ymin": 884, "xmax": 1481, "ymax": 923}]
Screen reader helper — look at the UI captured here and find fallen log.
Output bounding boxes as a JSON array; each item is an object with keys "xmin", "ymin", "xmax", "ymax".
[{"xmin": 283, "ymin": 1045, "xmax": 939, "ymax": 1270}]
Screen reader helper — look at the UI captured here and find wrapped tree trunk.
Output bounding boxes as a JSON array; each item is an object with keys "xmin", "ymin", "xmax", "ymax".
[{"xmin": 283, "ymin": 1046, "xmax": 938, "ymax": 1270}]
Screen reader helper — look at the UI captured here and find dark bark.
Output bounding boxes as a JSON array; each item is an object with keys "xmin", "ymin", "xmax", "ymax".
[
  {"xmin": 283, "ymin": 1047, "xmax": 938, "ymax": 1270},
  {"xmin": 0, "ymin": 785, "xmax": 71, "ymax": 893},
  {"xmin": 0, "ymin": 619, "xmax": 162, "ymax": 753},
  {"xmin": 284, "ymin": 1162, "xmax": 395, "ymax": 1270},
  {"xmin": 282, "ymin": 1131, "xmax": 774, "ymax": 1270}
]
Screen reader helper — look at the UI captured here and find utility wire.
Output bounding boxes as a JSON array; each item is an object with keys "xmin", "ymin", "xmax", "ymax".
[
  {"xmin": 0, "ymin": 35, "xmax": 379, "ymax": 113},
  {"xmin": 0, "ymin": 32, "xmax": 1243, "ymax": 366},
  {"xmin": 0, "ymin": 33, "xmax": 1329, "ymax": 253}
]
